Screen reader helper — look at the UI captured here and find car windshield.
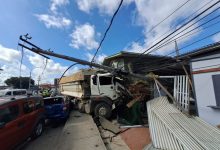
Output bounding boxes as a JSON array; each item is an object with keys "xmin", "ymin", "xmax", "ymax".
[{"xmin": 44, "ymin": 98, "xmax": 63, "ymax": 105}]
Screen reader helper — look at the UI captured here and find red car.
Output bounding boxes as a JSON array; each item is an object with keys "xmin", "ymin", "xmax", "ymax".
[{"xmin": 0, "ymin": 96, "xmax": 45, "ymax": 150}]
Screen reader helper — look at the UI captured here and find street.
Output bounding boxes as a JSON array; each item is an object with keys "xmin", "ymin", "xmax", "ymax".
[{"xmin": 22, "ymin": 122, "xmax": 65, "ymax": 150}]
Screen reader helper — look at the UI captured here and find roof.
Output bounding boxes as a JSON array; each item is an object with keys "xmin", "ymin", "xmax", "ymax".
[
  {"xmin": 103, "ymin": 51, "xmax": 171, "ymax": 65},
  {"xmin": 0, "ymin": 96, "xmax": 42, "ymax": 105},
  {"xmin": 103, "ymin": 51, "xmax": 186, "ymax": 75},
  {"xmin": 179, "ymin": 42, "xmax": 220, "ymax": 60}
]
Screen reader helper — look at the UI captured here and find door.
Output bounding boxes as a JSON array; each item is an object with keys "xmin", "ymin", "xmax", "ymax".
[
  {"xmin": 22, "ymin": 100, "xmax": 38, "ymax": 137},
  {"xmin": 98, "ymin": 75, "xmax": 117, "ymax": 100},
  {"xmin": 0, "ymin": 104, "xmax": 22, "ymax": 150}
]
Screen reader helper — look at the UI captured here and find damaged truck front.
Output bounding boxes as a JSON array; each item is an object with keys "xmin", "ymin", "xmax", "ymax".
[{"xmin": 59, "ymin": 69, "xmax": 125, "ymax": 118}]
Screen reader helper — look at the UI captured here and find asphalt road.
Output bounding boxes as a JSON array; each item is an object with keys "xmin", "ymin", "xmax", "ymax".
[{"xmin": 21, "ymin": 121, "xmax": 65, "ymax": 150}]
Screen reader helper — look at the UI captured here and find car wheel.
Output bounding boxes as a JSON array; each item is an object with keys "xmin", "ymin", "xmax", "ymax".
[
  {"xmin": 94, "ymin": 103, "xmax": 112, "ymax": 119},
  {"xmin": 32, "ymin": 120, "xmax": 44, "ymax": 139}
]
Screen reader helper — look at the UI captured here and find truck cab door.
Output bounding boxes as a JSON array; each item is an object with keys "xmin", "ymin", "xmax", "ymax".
[
  {"xmin": 91, "ymin": 75, "xmax": 100, "ymax": 95},
  {"xmin": 98, "ymin": 75, "xmax": 117, "ymax": 100}
]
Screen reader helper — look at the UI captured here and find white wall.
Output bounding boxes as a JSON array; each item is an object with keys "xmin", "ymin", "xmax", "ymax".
[{"xmin": 192, "ymin": 57, "xmax": 220, "ymax": 125}]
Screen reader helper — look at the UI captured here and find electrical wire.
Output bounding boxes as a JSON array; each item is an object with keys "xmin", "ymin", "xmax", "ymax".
[
  {"xmin": 59, "ymin": 63, "xmax": 78, "ymax": 84},
  {"xmin": 40, "ymin": 58, "xmax": 48, "ymax": 80},
  {"xmin": 125, "ymin": 0, "xmax": 193, "ymax": 50},
  {"xmin": 148, "ymin": 5, "xmax": 220, "ymax": 54},
  {"xmin": 146, "ymin": 0, "xmax": 216, "ymax": 48},
  {"xmin": 118, "ymin": 0, "xmax": 219, "ymax": 71},
  {"xmin": 141, "ymin": 31, "xmax": 220, "ymax": 72},
  {"xmin": 133, "ymin": 13, "xmax": 220, "ymax": 72},
  {"xmin": 137, "ymin": 0, "xmax": 220, "ymax": 57},
  {"xmin": 149, "ymin": 12, "xmax": 220, "ymax": 55},
  {"xmin": 91, "ymin": 0, "xmax": 123, "ymax": 63}
]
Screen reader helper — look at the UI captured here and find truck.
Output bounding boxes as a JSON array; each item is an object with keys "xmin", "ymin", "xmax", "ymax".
[{"xmin": 59, "ymin": 69, "xmax": 127, "ymax": 118}]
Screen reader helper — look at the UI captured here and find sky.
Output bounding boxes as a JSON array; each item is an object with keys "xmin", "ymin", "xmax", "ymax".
[{"xmin": 0, "ymin": 0, "xmax": 220, "ymax": 85}]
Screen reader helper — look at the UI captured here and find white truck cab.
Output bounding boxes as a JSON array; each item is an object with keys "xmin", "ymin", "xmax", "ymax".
[{"xmin": 91, "ymin": 73, "xmax": 119, "ymax": 100}]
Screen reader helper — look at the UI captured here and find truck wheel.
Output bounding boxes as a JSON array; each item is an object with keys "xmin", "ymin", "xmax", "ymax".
[{"xmin": 94, "ymin": 103, "xmax": 112, "ymax": 119}]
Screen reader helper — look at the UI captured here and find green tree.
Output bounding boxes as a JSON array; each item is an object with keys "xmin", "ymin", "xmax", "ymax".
[{"xmin": 4, "ymin": 77, "xmax": 35, "ymax": 89}]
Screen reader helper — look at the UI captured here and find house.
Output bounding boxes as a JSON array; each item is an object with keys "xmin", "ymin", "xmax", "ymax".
[
  {"xmin": 180, "ymin": 42, "xmax": 220, "ymax": 126},
  {"xmin": 103, "ymin": 51, "xmax": 188, "ymax": 76}
]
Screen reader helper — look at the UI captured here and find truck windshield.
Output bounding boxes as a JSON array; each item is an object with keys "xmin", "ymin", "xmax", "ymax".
[{"xmin": 99, "ymin": 76, "xmax": 112, "ymax": 85}]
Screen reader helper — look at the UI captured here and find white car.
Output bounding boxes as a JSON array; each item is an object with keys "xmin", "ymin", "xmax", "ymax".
[{"xmin": 0, "ymin": 89, "xmax": 27, "ymax": 97}]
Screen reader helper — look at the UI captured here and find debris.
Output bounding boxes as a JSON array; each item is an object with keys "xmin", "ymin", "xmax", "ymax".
[
  {"xmin": 120, "ymin": 124, "xmax": 148, "ymax": 128},
  {"xmin": 99, "ymin": 116, "xmax": 120, "ymax": 134}
]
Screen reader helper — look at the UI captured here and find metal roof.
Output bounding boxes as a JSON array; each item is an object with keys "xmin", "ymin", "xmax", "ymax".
[{"xmin": 179, "ymin": 42, "xmax": 220, "ymax": 60}]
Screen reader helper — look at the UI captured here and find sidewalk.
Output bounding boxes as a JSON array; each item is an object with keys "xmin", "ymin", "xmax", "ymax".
[{"xmin": 56, "ymin": 111, "xmax": 107, "ymax": 150}]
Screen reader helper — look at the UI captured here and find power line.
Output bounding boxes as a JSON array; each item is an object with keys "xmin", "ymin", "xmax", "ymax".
[
  {"xmin": 148, "ymin": 0, "xmax": 216, "ymax": 47},
  {"xmin": 140, "ymin": 31, "xmax": 220, "ymax": 72},
  {"xmin": 91, "ymin": 0, "xmax": 123, "ymax": 63},
  {"xmin": 149, "ymin": 11, "xmax": 220, "ymax": 55},
  {"xmin": 125, "ymin": 0, "xmax": 193, "ymax": 50},
  {"xmin": 119, "ymin": 0, "xmax": 219, "ymax": 71},
  {"xmin": 137, "ymin": 0, "xmax": 220, "ymax": 57},
  {"xmin": 148, "ymin": 5, "xmax": 220, "ymax": 54},
  {"xmin": 59, "ymin": 63, "xmax": 78, "ymax": 84}
]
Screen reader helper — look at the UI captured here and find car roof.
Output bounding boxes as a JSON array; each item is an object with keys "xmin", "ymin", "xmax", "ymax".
[{"xmin": 0, "ymin": 96, "xmax": 42, "ymax": 106}]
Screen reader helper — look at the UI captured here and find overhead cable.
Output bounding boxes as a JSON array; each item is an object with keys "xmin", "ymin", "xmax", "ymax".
[
  {"xmin": 91, "ymin": 0, "xmax": 123, "ymax": 63},
  {"xmin": 137, "ymin": 0, "xmax": 220, "ymax": 57}
]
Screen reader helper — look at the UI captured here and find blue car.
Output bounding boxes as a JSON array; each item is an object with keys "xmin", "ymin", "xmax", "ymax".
[{"xmin": 43, "ymin": 96, "xmax": 70, "ymax": 121}]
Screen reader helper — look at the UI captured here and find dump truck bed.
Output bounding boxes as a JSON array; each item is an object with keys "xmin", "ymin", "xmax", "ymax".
[{"xmin": 59, "ymin": 69, "xmax": 97, "ymax": 98}]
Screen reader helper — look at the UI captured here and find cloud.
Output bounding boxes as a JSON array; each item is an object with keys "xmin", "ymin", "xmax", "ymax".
[
  {"xmin": 0, "ymin": 44, "xmax": 21, "ymax": 62},
  {"xmin": 28, "ymin": 54, "xmax": 70, "ymax": 83},
  {"xmin": 86, "ymin": 52, "xmax": 107, "ymax": 64},
  {"xmin": 76, "ymin": 0, "xmax": 133, "ymax": 15},
  {"xmin": 0, "ymin": 44, "xmax": 77, "ymax": 85},
  {"xmin": 50, "ymin": 0, "xmax": 69, "ymax": 13},
  {"xmin": 76, "ymin": 0, "xmax": 117, "ymax": 15},
  {"xmin": 123, "ymin": 0, "xmax": 213, "ymax": 55},
  {"xmin": 35, "ymin": 14, "xmax": 71, "ymax": 29},
  {"xmin": 70, "ymin": 23, "xmax": 99, "ymax": 50},
  {"xmin": 212, "ymin": 32, "xmax": 220, "ymax": 42},
  {"xmin": 0, "ymin": 44, "xmax": 30, "ymax": 85}
]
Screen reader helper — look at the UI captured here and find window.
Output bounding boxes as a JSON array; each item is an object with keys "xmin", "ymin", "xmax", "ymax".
[
  {"xmin": 5, "ymin": 91, "xmax": 11, "ymax": 96},
  {"xmin": 35, "ymin": 99, "xmax": 44, "ymax": 109},
  {"xmin": 44, "ymin": 98, "xmax": 63, "ymax": 105},
  {"xmin": 23, "ymin": 101, "xmax": 34, "ymax": 114},
  {"xmin": 99, "ymin": 76, "xmax": 112, "ymax": 85},
  {"xmin": 92, "ymin": 76, "xmax": 97, "ymax": 85},
  {"xmin": 0, "ymin": 105, "xmax": 19, "ymax": 124},
  {"xmin": 212, "ymin": 74, "xmax": 220, "ymax": 106},
  {"xmin": 13, "ymin": 90, "xmax": 26, "ymax": 96}
]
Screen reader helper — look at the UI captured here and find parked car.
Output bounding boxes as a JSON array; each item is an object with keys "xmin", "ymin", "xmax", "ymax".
[
  {"xmin": 43, "ymin": 96, "xmax": 70, "ymax": 121},
  {"xmin": 0, "ymin": 96, "xmax": 45, "ymax": 150},
  {"xmin": 0, "ymin": 89, "xmax": 27, "ymax": 97}
]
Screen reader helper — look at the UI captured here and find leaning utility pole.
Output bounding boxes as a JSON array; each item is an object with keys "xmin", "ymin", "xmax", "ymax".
[{"xmin": 18, "ymin": 35, "xmax": 186, "ymax": 112}]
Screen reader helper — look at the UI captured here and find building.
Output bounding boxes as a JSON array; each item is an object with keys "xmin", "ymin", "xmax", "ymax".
[
  {"xmin": 103, "ymin": 51, "xmax": 187, "ymax": 76},
  {"xmin": 180, "ymin": 42, "xmax": 220, "ymax": 125}
]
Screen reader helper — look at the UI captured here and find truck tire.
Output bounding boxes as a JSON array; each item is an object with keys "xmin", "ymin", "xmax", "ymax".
[{"xmin": 94, "ymin": 102, "xmax": 112, "ymax": 119}]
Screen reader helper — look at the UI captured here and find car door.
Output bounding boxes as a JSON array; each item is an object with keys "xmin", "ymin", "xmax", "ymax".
[
  {"xmin": 21, "ymin": 100, "xmax": 38, "ymax": 136},
  {"xmin": 0, "ymin": 104, "xmax": 23, "ymax": 150}
]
